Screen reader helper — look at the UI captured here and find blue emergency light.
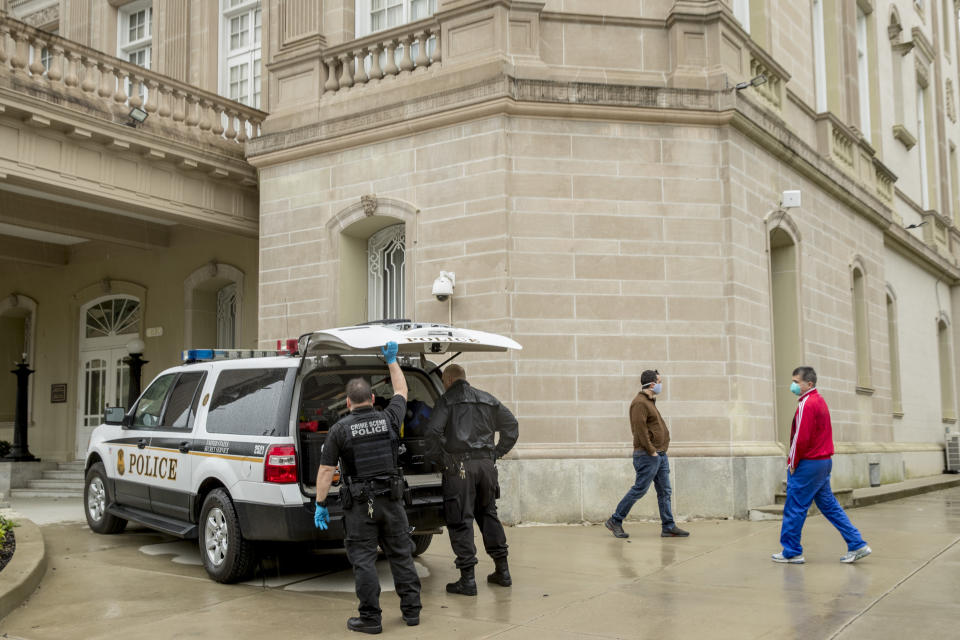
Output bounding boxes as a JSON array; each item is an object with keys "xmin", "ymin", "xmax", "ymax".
[{"xmin": 181, "ymin": 348, "xmax": 289, "ymax": 362}]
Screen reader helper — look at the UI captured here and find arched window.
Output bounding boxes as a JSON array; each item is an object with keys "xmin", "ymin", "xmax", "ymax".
[
  {"xmin": 367, "ymin": 224, "xmax": 406, "ymax": 321},
  {"xmin": 886, "ymin": 289, "xmax": 903, "ymax": 416},
  {"xmin": 938, "ymin": 317, "xmax": 956, "ymax": 421},
  {"xmin": 769, "ymin": 225, "xmax": 803, "ymax": 446},
  {"xmin": 852, "ymin": 265, "xmax": 872, "ymax": 391},
  {"xmin": 184, "ymin": 263, "xmax": 244, "ymax": 349}
]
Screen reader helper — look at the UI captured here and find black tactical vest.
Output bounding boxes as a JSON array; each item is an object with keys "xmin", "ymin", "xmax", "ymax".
[{"xmin": 338, "ymin": 407, "xmax": 399, "ymax": 480}]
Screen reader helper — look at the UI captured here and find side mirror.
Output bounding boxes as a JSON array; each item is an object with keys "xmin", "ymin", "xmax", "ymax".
[{"xmin": 104, "ymin": 406, "xmax": 126, "ymax": 425}]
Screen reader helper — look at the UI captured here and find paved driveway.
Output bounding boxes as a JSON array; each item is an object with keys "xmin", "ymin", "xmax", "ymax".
[{"xmin": 2, "ymin": 489, "xmax": 959, "ymax": 639}]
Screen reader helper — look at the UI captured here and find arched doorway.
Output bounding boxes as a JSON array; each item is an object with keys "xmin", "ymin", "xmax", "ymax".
[
  {"xmin": 75, "ymin": 295, "xmax": 142, "ymax": 458},
  {"xmin": 0, "ymin": 294, "xmax": 37, "ymax": 436},
  {"xmin": 769, "ymin": 225, "xmax": 803, "ymax": 447}
]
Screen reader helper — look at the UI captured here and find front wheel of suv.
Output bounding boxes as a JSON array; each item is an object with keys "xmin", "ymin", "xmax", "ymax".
[
  {"xmin": 199, "ymin": 488, "xmax": 256, "ymax": 583},
  {"xmin": 84, "ymin": 462, "xmax": 127, "ymax": 534}
]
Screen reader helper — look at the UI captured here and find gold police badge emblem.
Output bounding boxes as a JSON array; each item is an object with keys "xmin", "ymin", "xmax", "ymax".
[{"xmin": 117, "ymin": 449, "xmax": 125, "ymax": 476}]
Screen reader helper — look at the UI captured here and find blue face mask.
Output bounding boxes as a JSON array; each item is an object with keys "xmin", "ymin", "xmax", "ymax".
[
  {"xmin": 652, "ymin": 383, "xmax": 662, "ymax": 395},
  {"xmin": 790, "ymin": 382, "xmax": 802, "ymax": 396}
]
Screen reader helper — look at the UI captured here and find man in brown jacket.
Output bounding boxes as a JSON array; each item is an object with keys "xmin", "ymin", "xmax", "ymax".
[{"xmin": 605, "ymin": 370, "xmax": 690, "ymax": 539}]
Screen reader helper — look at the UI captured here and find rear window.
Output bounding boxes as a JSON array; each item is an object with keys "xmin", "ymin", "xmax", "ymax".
[{"xmin": 206, "ymin": 368, "xmax": 292, "ymax": 436}]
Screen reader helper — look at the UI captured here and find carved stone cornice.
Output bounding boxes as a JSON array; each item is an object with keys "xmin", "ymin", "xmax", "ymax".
[{"xmin": 911, "ymin": 26, "xmax": 935, "ymax": 62}]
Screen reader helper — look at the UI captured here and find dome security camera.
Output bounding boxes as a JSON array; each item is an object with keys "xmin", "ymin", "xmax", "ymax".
[{"xmin": 432, "ymin": 271, "xmax": 455, "ymax": 301}]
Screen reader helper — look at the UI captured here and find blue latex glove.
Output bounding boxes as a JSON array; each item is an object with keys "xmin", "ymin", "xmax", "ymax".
[
  {"xmin": 382, "ymin": 341, "xmax": 399, "ymax": 365},
  {"xmin": 314, "ymin": 503, "xmax": 329, "ymax": 530}
]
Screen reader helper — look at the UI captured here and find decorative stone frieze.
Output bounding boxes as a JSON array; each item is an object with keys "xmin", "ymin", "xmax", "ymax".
[{"xmin": 19, "ymin": 5, "xmax": 58, "ymax": 29}]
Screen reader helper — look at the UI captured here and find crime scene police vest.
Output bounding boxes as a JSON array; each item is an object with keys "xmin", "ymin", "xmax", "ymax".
[{"xmin": 338, "ymin": 407, "xmax": 399, "ymax": 480}]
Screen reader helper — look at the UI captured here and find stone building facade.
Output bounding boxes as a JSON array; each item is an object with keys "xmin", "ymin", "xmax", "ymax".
[
  {"xmin": 249, "ymin": 0, "xmax": 960, "ymax": 522},
  {"xmin": 2, "ymin": 0, "xmax": 959, "ymax": 523}
]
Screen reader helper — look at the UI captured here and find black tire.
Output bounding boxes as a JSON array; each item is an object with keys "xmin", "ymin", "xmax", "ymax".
[
  {"xmin": 411, "ymin": 533, "xmax": 433, "ymax": 556},
  {"xmin": 84, "ymin": 462, "xmax": 127, "ymax": 534},
  {"xmin": 199, "ymin": 488, "xmax": 256, "ymax": 583}
]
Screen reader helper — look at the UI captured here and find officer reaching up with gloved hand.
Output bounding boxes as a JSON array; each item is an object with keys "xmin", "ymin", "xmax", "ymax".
[
  {"xmin": 425, "ymin": 364, "xmax": 519, "ymax": 596},
  {"xmin": 315, "ymin": 341, "xmax": 422, "ymax": 635}
]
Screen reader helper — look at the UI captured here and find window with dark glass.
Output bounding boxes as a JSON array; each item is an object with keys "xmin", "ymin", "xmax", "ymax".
[
  {"xmin": 160, "ymin": 372, "xmax": 206, "ymax": 430},
  {"xmin": 206, "ymin": 368, "xmax": 290, "ymax": 436}
]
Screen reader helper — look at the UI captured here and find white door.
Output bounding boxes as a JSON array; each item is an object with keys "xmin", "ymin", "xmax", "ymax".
[
  {"xmin": 76, "ymin": 296, "xmax": 140, "ymax": 459},
  {"xmin": 77, "ymin": 348, "xmax": 131, "ymax": 459}
]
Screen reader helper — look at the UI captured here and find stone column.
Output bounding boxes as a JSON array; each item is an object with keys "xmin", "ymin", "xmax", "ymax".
[
  {"xmin": 158, "ymin": 0, "xmax": 190, "ymax": 83},
  {"xmin": 63, "ymin": 0, "xmax": 92, "ymax": 47},
  {"xmin": 262, "ymin": 0, "xmax": 327, "ymax": 132}
]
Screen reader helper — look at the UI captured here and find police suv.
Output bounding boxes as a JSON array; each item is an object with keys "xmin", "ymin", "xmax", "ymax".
[{"xmin": 83, "ymin": 322, "xmax": 522, "ymax": 583}]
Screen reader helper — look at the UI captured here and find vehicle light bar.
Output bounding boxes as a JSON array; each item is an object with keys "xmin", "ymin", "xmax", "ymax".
[{"xmin": 181, "ymin": 348, "xmax": 289, "ymax": 362}]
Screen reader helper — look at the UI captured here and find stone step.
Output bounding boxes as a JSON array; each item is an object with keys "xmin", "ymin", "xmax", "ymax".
[
  {"xmin": 9, "ymin": 488, "xmax": 83, "ymax": 499},
  {"xmin": 43, "ymin": 470, "xmax": 84, "ymax": 481},
  {"xmin": 774, "ymin": 487, "xmax": 853, "ymax": 506},
  {"xmin": 751, "ymin": 474, "xmax": 960, "ymax": 521},
  {"xmin": 58, "ymin": 462, "xmax": 86, "ymax": 471},
  {"xmin": 27, "ymin": 479, "xmax": 83, "ymax": 490}
]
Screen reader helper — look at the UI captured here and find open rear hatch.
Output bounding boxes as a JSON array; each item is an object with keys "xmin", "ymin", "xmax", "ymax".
[
  {"xmin": 299, "ymin": 322, "xmax": 523, "ymax": 357},
  {"xmin": 295, "ymin": 323, "xmax": 522, "ymax": 500}
]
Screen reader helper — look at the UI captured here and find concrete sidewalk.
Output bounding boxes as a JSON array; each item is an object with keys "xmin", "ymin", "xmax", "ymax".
[{"xmin": 1, "ymin": 488, "xmax": 958, "ymax": 639}]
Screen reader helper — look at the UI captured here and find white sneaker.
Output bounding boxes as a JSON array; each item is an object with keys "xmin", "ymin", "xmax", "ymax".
[
  {"xmin": 771, "ymin": 552, "xmax": 805, "ymax": 564},
  {"xmin": 840, "ymin": 545, "xmax": 872, "ymax": 563}
]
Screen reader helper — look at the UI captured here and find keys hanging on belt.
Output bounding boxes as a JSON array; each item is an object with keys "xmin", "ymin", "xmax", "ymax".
[
  {"xmin": 367, "ymin": 497, "xmax": 375, "ymax": 519},
  {"xmin": 458, "ymin": 461, "xmax": 466, "ymax": 480}
]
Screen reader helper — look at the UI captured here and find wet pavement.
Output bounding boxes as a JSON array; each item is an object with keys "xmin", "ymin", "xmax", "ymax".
[{"xmin": 1, "ymin": 487, "xmax": 959, "ymax": 639}]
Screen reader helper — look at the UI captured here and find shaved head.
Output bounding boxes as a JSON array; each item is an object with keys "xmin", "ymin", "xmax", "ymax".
[{"xmin": 442, "ymin": 364, "xmax": 466, "ymax": 389}]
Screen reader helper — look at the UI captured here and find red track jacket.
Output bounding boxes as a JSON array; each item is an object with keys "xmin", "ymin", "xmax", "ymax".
[{"xmin": 787, "ymin": 388, "xmax": 835, "ymax": 471}]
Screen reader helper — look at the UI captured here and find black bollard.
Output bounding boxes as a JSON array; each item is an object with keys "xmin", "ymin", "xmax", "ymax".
[
  {"xmin": 5, "ymin": 358, "xmax": 37, "ymax": 461},
  {"xmin": 125, "ymin": 351, "xmax": 148, "ymax": 409}
]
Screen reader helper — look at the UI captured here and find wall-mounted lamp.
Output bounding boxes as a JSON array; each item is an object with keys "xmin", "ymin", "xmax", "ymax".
[
  {"xmin": 126, "ymin": 107, "xmax": 149, "ymax": 127},
  {"xmin": 729, "ymin": 74, "xmax": 767, "ymax": 92}
]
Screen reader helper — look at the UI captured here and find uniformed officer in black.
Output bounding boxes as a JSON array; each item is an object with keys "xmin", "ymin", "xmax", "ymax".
[
  {"xmin": 425, "ymin": 363, "xmax": 519, "ymax": 596},
  {"xmin": 315, "ymin": 341, "xmax": 421, "ymax": 635}
]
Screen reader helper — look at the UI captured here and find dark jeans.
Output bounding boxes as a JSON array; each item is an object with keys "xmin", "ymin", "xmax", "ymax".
[
  {"xmin": 342, "ymin": 494, "xmax": 422, "ymax": 623},
  {"xmin": 442, "ymin": 457, "xmax": 509, "ymax": 569},
  {"xmin": 611, "ymin": 450, "xmax": 675, "ymax": 529}
]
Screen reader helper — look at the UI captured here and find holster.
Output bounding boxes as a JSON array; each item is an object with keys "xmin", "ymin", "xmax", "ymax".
[{"xmin": 389, "ymin": 475, "xmax": 404, "ymax": 501}]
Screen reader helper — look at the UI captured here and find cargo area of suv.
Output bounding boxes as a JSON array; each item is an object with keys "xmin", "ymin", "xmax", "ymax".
[{"xmin": 294, "ymin": 357, "xmax": 446, "ymax": 550}]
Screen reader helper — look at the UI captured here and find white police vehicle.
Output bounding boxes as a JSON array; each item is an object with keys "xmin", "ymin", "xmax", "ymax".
[{"xmin": 83, "ymin": 322, "xmax": 522, "ymax": 583}]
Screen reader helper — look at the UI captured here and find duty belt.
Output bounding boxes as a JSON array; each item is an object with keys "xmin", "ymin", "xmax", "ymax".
[{"xmin": 449, "ymin": 449, "xmax": 495, "ymax": 461}]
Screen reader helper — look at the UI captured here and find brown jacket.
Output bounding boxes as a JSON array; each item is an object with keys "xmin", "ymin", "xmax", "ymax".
[{"xmin": 629, "ymin": 392, "xmax": 670, "ymax": 455}]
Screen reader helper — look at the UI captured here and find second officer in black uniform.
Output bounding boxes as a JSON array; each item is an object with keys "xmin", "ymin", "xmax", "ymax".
[
  {"xmin": 315, "ymin": 341, "xmax": 421, "ymax": 635},
  {"xmin": 425, "ymin": 363, "xmax": 519, "ymax": 596}
]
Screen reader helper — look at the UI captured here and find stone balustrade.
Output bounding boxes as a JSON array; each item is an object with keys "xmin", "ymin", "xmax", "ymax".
[
  {"xmin": 0, "ymin": 14, "xmax": 265, "ymax": 148},
  {"xmin": 320, "ymin": 17, "xmax": 441, "ymax": 97}
]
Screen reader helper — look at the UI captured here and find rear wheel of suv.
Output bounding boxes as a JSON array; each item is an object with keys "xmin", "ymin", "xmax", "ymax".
[
  {"xmin": 84, "ymin": 462, "xmax": 127, "ymax": 534},
  {"xmin": 411, "ymin": 533, "xmax": 433, "ymax": 556},
  {"xmin": 199, "ymin": 488, "xmax": 256, "ymax": 583}
]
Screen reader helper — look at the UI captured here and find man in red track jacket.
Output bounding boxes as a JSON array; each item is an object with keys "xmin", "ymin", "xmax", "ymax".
[{"xmin": 772, "ymin": 366, "xmax": 872, "ymax": 565}]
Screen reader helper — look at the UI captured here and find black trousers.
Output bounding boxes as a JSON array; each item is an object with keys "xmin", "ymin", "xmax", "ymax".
[
  {"xmin": 342, "ymin": 494, "xmax": 422, "ymax": 622},
  {"xmin": 442, "ymin": 457, "xmax": 508, "ymax": 569}
]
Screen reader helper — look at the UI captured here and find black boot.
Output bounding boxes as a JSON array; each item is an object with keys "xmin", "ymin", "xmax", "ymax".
[
  {"xmin": 487, "ymin": 557, "xmax": 512, "ymax": 587},
  {"xmin": 347, "ymin": 617, "xmax": 382, "ymax": 634},
  {"xmin": 446, "ymin": 567, "xmax": 478, "ymax": 596}
]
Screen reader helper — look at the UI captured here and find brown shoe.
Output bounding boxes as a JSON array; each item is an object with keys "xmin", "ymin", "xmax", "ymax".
[
  {"xmin": 661, "ymin": 525, "xmax": 690, "ymax": 537},
  {"xmin": 605, "ymin": 518, "xmax": 629, "ymax": 539}
]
